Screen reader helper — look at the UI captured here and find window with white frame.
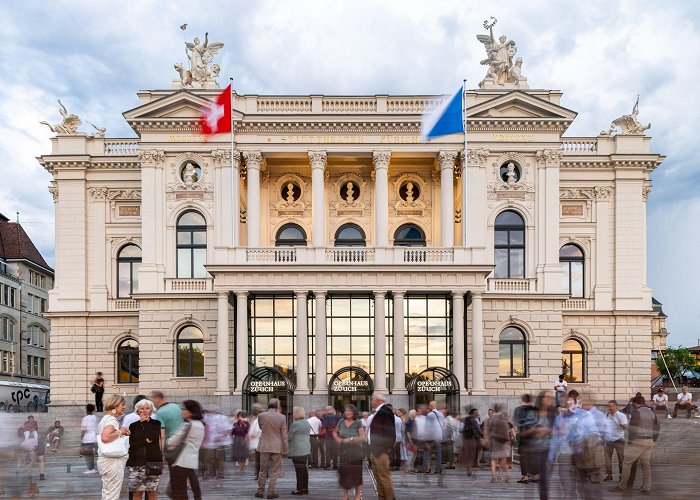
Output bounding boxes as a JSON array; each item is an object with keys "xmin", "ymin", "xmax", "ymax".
[{"xmin": 1, "ymin": 317, "xmax": 15, "ymax": 341}]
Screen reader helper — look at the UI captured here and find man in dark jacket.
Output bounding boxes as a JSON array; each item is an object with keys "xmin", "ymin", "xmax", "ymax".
[
  {"xmin": 461, "ymin": 408, "xmax": 482, "ymax": 476},
  {"xmin": 321, "ymin": 406, "xmax": 340, "ymax": 469},
  {"xmin": 367, "ymin": 393, "xmax": 396, "ymax": 500}
]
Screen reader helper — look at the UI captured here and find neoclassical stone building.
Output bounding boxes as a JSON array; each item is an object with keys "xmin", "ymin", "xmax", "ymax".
[{"xmin": 39, "ymin": 36, "xmax": 663, "ymax": 414}]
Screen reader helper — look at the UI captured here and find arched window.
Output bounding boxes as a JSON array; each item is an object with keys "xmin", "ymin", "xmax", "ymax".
[
  {"xmin": 176, "ymin": 325, "xmax": 204, "ymax": 377},
  {"xmin": 275, "ymin": 223, "xmax": 307, "ymax": 247},
  {"xmin": 560, "ymin": 244, "xmax": 584, "ymax": 298},
  {"xmin": 117, "ymin": 244, "xmax": 142, "ymax": 297},
  {"xmin": 393, "ymin": 224, "xmax": 426, "ymax": 247},
  {"xmin": 499, "ymin": 326, "xmax": 527, "ymax": 378},
  {"xmin": 117, "ymin": 339, "xmax": 139, "ymax": 384},
  {"xmin": 562, "ymin": 338, "xmax": 585, "ymax": 383},
  {"xmin": 494, "ymin": 210, "xmax": 525, "ymax": 278},
  {"xmin": 334, "ymin": 224, "xmax": 366, "ymax": 247},
  {"xmin": 176, "ymin": 211, "xmax": 207, "ymax": 279}
]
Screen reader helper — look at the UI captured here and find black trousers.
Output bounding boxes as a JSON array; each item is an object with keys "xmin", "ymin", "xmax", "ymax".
[
  {"xmin": 323, "ymin": 439, "xmax": 338, "ymax": 467},
  {"xmin": 310, "ymin": 436, "xmax": 322, "ymax": 467},
  {"xmin": 291, "ymin": 456, "xmax": 309, "ymax": 491},
  {"xmin": 95, "ymin": 391, "xmax": 104, "ymax": 412},
  {"xmin": 170, "ymin": 465, "xmax": 201, "ymax": 500}
]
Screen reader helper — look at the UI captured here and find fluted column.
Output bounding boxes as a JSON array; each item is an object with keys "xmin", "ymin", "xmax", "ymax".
[
  {"xmin": 244, "ymin": 151, "xmax": 262, "ymax": 247},
  {"xmin": 234, "ymin": 291, "xmax": 248, "ymax": 393},
  {"xmin": 391, "ymin": 291, "xmax": 406, "ymax": 394},
  {"xmin": 295, "ymin": 291, "xmax": 310, "ymax": 394},
  {"xmin": 215, "ymin": 292, "xmax": 231, "ymax": 394},
  {"xmin": 452, "ymin": 291, "xmax": 466, "ymax": 394},
  {"xmin": 313, "ymin": 291, "xmax": 328, "ymax": 392},
  {"xmin": 373, "ymin": 291, "xmax": 388, "ymax": 392},
  {"xmin": 470, "ymin": 292, "xmax": 485, "ymax": 393},
  {"xmin": 439, "ymin": 151, "xmax": 458, "ymax": 247},
  {"xmin": 309, "ymin": 151, "xmax": 327, "ymax": 247},
  {"xmin": 373, "ymin": 151, "xmax": 390, "ymax": 247}
]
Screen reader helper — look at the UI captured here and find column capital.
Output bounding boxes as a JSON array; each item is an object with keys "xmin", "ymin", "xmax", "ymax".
[
  {"xmin": 391, "ymin": 290, "xmax": 406, "ymax": 298},
  {"xmin": 372, "ymin": 150, "xmax": 391, "ymax": 171},
  {"xmin": 313, "ymin": 290, "xmax": 327, "ymax": 298},
  {"xmin": 234, "ymin": 290, "xmax": 248, "ymax": 298},
  {"xmin": 452, "ymin": 290, "xmax": 467, "ymax": 299},
  {"xmin": 243, "ymin": 151, "xmax": 263, "ymax": 171},
  {"xmin": 470, "ymin": 290, "xmax": 483, "ymax": 299},
  {"xmin": 294, "ymin": 290, "xmax": 309, "ymax": 298},
  {"xmin": 217, "ymin": 291, "xmax": 230, "ymax": 299},
  {"xmin": 211, "ymin": 148, "xmax": 241, "ymax": 167},
  {"xmin": 308, "ymin": 150, "xmax": 327, "ymax": 171},
  {"xmin": 373, "ymin": 290, "xmax": 388, "ymax": 298},
  {"xmin": 438, "ymin": 150, "xmax": 458, "ymax": 171}
]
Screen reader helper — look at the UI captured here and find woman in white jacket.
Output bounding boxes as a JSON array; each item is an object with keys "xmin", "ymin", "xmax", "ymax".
[{"xmin": 166, "ymin": 400, "xmax": 205, "ymax": 500}]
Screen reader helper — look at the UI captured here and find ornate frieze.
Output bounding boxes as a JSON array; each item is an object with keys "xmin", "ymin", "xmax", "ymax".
[
  {"xmin": 593, "ymin": 186, "xmax": 613, "ymax": 200},
  {"xmin": 536, "ymin": 149, "xmax": 563, "ymax": 166},
  {"xmin": 466, "ymin": 148, "xmax": 490, "ymax": 167},
  {"xmin": 89, "ymin": 187, "xmax": 108, "ymax": 200},
  {"xmin": 211, "ymin": 148, "xmax": 241, "ymax": 170},
  {"xmin": 138, "ymin": 149, "xmax": 165, "ymax": 166}
]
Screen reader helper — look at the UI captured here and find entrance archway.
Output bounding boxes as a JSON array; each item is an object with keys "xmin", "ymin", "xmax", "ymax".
[
  {"xmin": 243, "ymin": 367, "xmax": 295, "ymax": 419},
  {"xmin": 328, "ymin": 366, "xmax": 373, "ymax": 413},
  {"xmin": 406, "ymin": 367, "xmax": 459, "ymax": 410}
]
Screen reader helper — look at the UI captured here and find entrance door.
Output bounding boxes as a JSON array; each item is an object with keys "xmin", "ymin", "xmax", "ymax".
[
  {"xmin": 243, "ymin": 367, "xmax": 295, "ymax": 420},
  {"xmin": 330, "ymin": 392, "xmax": 371, "ymax": 413},
  {"xmin": 328, "ymin": 366, "xmax": 374, "ymax": 414},
  {"xmin": 407, "ymin": 367, "xmax": 459, "ymax": 411},
  {"xmin": 248, "ymin": 390, "xmax": 292, "ymax": 418}
]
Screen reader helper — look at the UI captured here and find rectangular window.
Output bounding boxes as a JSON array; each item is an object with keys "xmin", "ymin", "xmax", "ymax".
[
  {"xmin": 2, "ymin": 318, "xmax": 14, "ymax": 341},
  {"xmin": 326, "ymin": 294, "xmax": 374, "ymax": 380},
  {"xmin": 1, "ymin": 351, "xmax": 10, "ymax": 372},
  {"xmin": 404, "ymin": 295, "xmax": 452, "ymax": 379},
  {"xmin": 249, "ymin": 294, "xmax": 297, "ymax": 377}
]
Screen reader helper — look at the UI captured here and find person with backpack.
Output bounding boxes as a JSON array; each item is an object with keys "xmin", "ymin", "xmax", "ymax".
[{"xmin": 484, "ymin": 403, "xmax": 512, "ymax": 483}]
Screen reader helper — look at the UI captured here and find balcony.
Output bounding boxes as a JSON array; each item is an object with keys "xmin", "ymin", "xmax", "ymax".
[
  {"xmin": 562, "ymin": 298, "xmax": 593, "ymax": 310},
  {"xmin": 109, "ymin": 299, "xmax": 139, "ymax": 311},
  {"xmin": 165, "ymin": 278, "xmax": 213, "ymax": 292},
  {"xmin": 242, "ymin": 247, "xmax": 456, "ymax": 265},
  {"xmin": 488, "ymin": 278, "xmax": 535, "ymax": 293}
]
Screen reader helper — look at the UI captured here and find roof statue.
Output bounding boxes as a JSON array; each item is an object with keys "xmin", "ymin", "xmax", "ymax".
[
  {"xmin": 39, "ymin": 99, "xmax": 82, "ymax": 135},
  {"xmin": 87, "ymin": 121, "xmax": 106, "ymax": 138},
  {"xmin": 174, "ymin": 30, "xmax": 224, "ymax": 89},
  {"xmin": 476, "ymin": 17, "xmax": 528, "ymax": 89},
  {"xmin": 607, "ymin": 95, "xmax": 651, "ymax": 135}
]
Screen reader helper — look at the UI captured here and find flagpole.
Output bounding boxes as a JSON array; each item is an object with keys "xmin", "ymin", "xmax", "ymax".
[
  {"xmin": 461, "ymin": 79, "xmax": 468, "ymax": 248},
  {"xmin": 230, "ymin": 78, "xmax": 238, "ymax": 248}
]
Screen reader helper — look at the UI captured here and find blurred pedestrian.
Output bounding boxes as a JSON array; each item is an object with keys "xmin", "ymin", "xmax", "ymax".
[
  {"xmin": 530, "ymin": 391, "xmax": 556, "ymax": 499},
  {"xmin": 367, "ymin": 393, "xmax": 396, "ymax": 500},
  {"xmin": 149, "ymin": 391, "xmax": 184, "ymax": 439},
  {"xmin": 255, "ymin": 398, "xmax": 288, "ymax": 499},
  {"xmin": 202, "ymin": 406, "xmax": 231, "ymax": 487},
  {"xmin": 97, "ymin": 394, "xmax": 131, "ymax": 500},
  {"xmin": 288, "ymin": 406, "xmax": 311, "ymax": 496},
  {"xmin": 333, "ymin": 404, "xmax": 365, "ymax": 500},
  {"xmin": 126, "ymin": 399, "xmax": 162, "ymax": 500},
  {"xmin": 403, "ymin": 409, "xmax": 418, "ymax": 477},
  {"xmin": 307, "ymin": 409, "xmax": 323, "ymax": 468},
  {"xmin": 484, "ymin": 403, "xmax": 512, "ymax": 482},
  {"xmin": 548, "ymin": 396, "xmax": 578, "ymax": 498},
  {"xmin": 460, "ymin": 408, "xmax": 482, "ymax": 477},
  {"xmin": 604, "ymin": 400, "xmax": 627, "ymax": 482},
  {"xmin": 81, "ymin": 404, "xmax": 99, "ymax": 475},
  {"xmin": 231, "ymin": 411, "xmax": 250, "ymax": 473},
  {"xmin": 513, "ymin": 393, "xmax": 537, "ymax": 483},
  {"xmin": 420, "ymin": 400, "xmax": 444, "ymax": 474},
  {"xmin": 247, "ymin": 404, "xmax": 264, "ymax": 480},
  {"xmin": 166, "ymin": 400, "xmax": 205, "ymax": 500},
  {"xmin": 322, "ymin": 406, "xmax": 340, "ymax": 469}
]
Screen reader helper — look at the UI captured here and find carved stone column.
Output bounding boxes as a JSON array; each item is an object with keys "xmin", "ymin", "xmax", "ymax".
[
  {"xmin": 470, "ymin": 292, "xmax": 485, "ymax": 393},
  {"xmin": 439, "ymin": 151, "xmax": 458, "ymax": 247},
  {"xmin": 373, "ymin": 151, "xmax": 391, "ymax": 247},
  {"xmin": 234, "ymin": 291, "xmax": 249, "ymax": 393},
  {"xmin": 373, "ymin": 291, "xmax": 388, "ymax": 392},
  {"xmin": 212, "ymin": 149, "xmax": 240, "ymax": 250},
  {"xmin": 215, "ymin": 292, "xmax": 231, "ymax": 394},
  {"xmin": 391, "ymin": 291, "xmax": 407, "ymax": 394},
  {"xmin": 243, "ymin": 151, "xmax": 262, "ymax": 247},
  {"xmin": 452, "ymin": 291, "xmax": 466, "ymax": 394},
  {"xmin": 295, "ymin": 291, "xmax": 310, "ymax": 394},
  {"xmin": 313, "ymin": 291, "xmax": 328, "ymax": 392},
  {"xmin": 309, "ymin": 151, "xmax": 327, "ymax": 247}
]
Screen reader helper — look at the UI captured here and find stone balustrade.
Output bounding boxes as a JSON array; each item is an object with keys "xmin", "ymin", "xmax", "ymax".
[
  {"xmin": 560, "ymin": 138, "xmax": 597, "ymax": 154},
  {"xmin": 104, "ymin": 140, "xmax": 140, "ymax": 155},
  {"xmin": 166, "ymin": 278, "xmax": 212, "ymax": 292}
]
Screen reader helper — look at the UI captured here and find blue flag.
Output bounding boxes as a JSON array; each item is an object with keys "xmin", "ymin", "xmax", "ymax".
[{"xmin": 421, "ymin": 88, "xmax": 464, "ymax": 141}]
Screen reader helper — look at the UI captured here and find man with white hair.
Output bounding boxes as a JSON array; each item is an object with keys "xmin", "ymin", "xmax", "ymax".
[{"xmin": 366, "ymin": 393, "xmax": 396, "ymax": 500}]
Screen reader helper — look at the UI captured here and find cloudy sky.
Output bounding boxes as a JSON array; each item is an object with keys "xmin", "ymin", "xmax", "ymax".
[{"xmin": 0, "ymin": 0, "xmax": 697, "ymax": 346}]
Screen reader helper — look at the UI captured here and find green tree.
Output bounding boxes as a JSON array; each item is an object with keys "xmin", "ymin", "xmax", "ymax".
[{"xmin": 656, "ymin": 346, "xmax": 695, "ymax": 381}]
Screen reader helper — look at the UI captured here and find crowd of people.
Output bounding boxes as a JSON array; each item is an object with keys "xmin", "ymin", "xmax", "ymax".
[{"xmin": 7, "ymin": 380, "xmax": 697, "ymax": 499}]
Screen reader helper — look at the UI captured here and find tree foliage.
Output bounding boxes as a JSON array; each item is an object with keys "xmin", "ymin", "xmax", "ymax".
[{"xmin": 655, "ymin": 346, "xmax": 695, "ymax": 380}]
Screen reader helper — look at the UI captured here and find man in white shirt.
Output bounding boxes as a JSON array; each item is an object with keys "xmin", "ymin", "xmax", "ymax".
[
  {"xmin": 420, "ymin": 401, "xmax": 444, "ymax": 474},
  {"xmin": 604, "ymin": 400, "xmax": 628, "ymax": 482},
  {"xmin": 307, "ymin": 410, "xmax": 323, "ymax": 468},
  {"xmin": 673, "ymin": 386, "xmax": 693, "ymax": 419},
  {"xmin": 554, "ymin": 374, "xmax": 568, "ymax": 407},
  {"xmin": 652, "ymin": 389, "xmax": 671, "ymax": 419}
]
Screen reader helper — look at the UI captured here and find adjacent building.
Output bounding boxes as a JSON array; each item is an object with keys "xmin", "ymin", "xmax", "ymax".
[
  {"xmin": 0, "ymin": 213, "xmax": 54, "ymax": 391},
  {"xmin": 39, "ymin": 28, "xmax": 664, "ymax": 414}
]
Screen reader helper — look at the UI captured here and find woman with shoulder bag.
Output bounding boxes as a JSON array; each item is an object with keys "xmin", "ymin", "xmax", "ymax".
[
  {"xmin": 165, "ymin": 400, "xmax": 205, "ymax": 500},
  {"xmin": 288, "ymin": 406, "xmax": 311, "ymax": 495},
  {"xmin": 333, "ymin": 404, "xmax": 365, "ymax": 500},
  {"xmin": 97, "ymin": 394, "xmax": 131, "ymax": 500},
  {"xmin": 126, "ymin": 399, "xmax": 162, "ymax": 499}
]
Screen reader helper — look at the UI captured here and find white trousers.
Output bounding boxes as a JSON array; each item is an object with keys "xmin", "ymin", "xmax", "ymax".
[{"xmin": 97, "ymin": 456, "xmax": 128, "ymax": 500}]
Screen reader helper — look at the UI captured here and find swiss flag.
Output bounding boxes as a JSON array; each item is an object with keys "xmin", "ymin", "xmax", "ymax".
[{"xmin": 200, "ymin": 85, "xmax": 232, "ymax": 137}]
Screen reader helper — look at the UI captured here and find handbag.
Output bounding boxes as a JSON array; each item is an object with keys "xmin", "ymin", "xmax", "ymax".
[
  {"xmin": 90, "ymin": 384, "xmax": 97, "ymax": 393},
  {"xmin": 97, "ymin": 416, "xmax": 129, "ymax": 458},
  {"xmin": 165, "ymin": 423, "xmax": 191, "ymax": 464},
  {"xmin": 146, "ymin": 462, "xmax": 164, "ymax": 476}
]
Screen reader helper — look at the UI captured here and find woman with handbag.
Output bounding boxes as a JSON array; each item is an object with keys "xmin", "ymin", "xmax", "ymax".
[
  {"xmin": 97, "ymin": 394, "xmax": 131, "ymax": 500},
  {"xmin": 288, "ymin": 406, "xmax": 311, "ymax": 495},
  {"xmin": 332, "ymin": 404, "xmax": 365, "ymax": 500},
  {"xmin": 126, "ymin": 399, "xmax": 162, "ymax": 499},
  {"xmin": 165, "ymin": 400, "xmax": 205, "ymax": 500}
]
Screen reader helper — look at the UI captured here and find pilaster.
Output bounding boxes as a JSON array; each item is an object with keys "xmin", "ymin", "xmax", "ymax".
[
  {"xmin": 309, "ymin": 151, "xmax": 327, "ymax": 248},
  {"xmin": 372, "ymin": 151, "xmax": 390, "ymax": 247},
  {"xmin": 438, "ymin": 150, "xmax": 458, "ymax": 247},
  {"xmin": 244, "ymin": 151, "xmax": 262, "ymax": 248}
]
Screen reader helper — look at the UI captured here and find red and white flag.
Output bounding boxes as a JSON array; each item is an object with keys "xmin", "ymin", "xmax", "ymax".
[{"xmin": 200, "ymin": 84, "xmax": 232, "ymax": 137}]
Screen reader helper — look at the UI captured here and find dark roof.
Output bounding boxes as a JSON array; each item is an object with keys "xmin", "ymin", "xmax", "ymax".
[
  {"xmin": 0, "ymin": 219, "xmax": 53, "ymax": 273},
  {"xmin": 651, "ymin": 296, "xmax": 667, "ymax": 318}
]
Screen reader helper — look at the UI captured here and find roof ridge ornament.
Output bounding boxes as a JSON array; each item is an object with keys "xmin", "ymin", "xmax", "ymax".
[
  {"xmin": 476, "ymin": 18, "xmax": 529, "ymax": 90},
  {"xmin": 605, "ymin": 95, "xmax": 651, "ymax": 136},
  {"xmin": 174, "ymin": 26, "xmax": 224, "ymax": 89}
]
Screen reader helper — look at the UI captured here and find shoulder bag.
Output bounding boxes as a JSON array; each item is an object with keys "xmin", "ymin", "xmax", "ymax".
[
  {"xmin": 165, "ymin": 423, "xmax": 191, "ymax": 464},
  {"xmin": 97, "ymin": 416, "xmax": 129, "ymax": 458}
]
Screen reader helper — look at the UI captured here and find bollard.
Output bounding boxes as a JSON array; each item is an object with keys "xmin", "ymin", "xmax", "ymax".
[{"xmin": 67, "ymin": 463, "xmax": 71, "ymax": 473}]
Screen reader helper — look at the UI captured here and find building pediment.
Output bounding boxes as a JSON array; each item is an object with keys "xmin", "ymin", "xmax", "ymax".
[{"xmin": 467, "ymin": 91, "xmax": 577, "ymax": 132}]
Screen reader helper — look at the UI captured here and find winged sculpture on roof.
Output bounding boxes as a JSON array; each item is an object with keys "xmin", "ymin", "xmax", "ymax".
[
  {"xmin": 607, "ymin": 95, "xmax": 651, "ymax": 135},
  {"xmin": 39, "ymin": 99, "xmax": 82, "ymax": 135},
  {"xmin": 175, "ymin": 31, "xmax": 224, "ymax": 88},
  {"xmin": 476, "ymin": 17, "xmax": 526, "ymax": 88}
]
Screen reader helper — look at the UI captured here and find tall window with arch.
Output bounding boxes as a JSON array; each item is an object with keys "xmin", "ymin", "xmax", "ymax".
[
  {"xmin": 117, "ymin": 244, "xmax": 142, "ymax": 297},
  {"xmin": 176, "ymin": 211, "xmax": 207, "ymax": 278},
  {"xmin": 494, "ymin": 210, "xmax": 525, "ymax": 278},
  {"xmin": 560, "ymin": 244, "xmax": 584, "ymax": 297},
  {"xmin": 562, "ymin": 338, "xmax": 586, "ymax": 383},
  {"xmin": 498, "ymin": 326, "xmax": 527, "ymax": 377},
  {"xmin": 117, "ymin": 338, "xmax": 139, "ymax": 383},
  {"xmin": 176, "ymin": 325, "xmax": 204, "ymax": 377}
]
